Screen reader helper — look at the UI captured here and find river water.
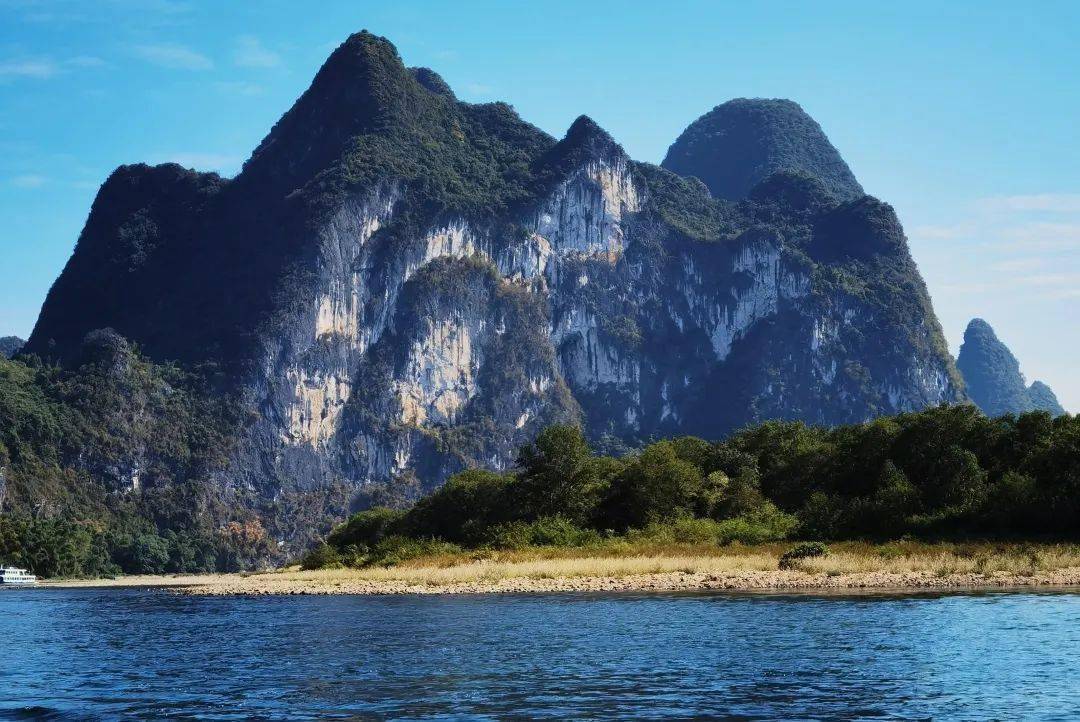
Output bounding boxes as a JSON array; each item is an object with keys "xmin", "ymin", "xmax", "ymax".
[{"xmin": 1, "ymin": 587, "xmax": 1078, "ymax": 719}]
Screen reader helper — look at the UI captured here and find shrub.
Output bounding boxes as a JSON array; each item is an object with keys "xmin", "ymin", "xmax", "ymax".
[
  {"xmin": 327, "ymin": 507, "xmax": 405, "ymax": 551},
  {"xmin": 628, "ymin": 511, "xmax": 796, "ymax": 546},
  {"xmin": 403, "ymin": 469, "xmax": 516, "ymax": 543},
  {"xmin": 484, "ymin": 516, "xmax": 600, "ymax": 549},
  {"xmin": 779, "ymin": 541, "xmax": 829, "ymax": 570},
  {"xmin": 300, "ymin": 542, "xmax": 343, "ymax": 570},
  {"xmin": 366, "ymin": 536, "xmax": 462, "ymax": 567}
]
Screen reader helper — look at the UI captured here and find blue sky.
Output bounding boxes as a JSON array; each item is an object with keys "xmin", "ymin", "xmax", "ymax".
[{"xmin": 1, "ymin": 0, "xmax": 1077, "ymax": 411}]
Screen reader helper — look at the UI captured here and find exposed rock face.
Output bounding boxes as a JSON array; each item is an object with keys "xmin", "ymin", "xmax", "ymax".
[
  {"xmin": 662, "ymin": 98, "xmax": 864, "ymax": 201},
  {"xmin": 957, "ymin": 318, "xmax": 1064, "ymax": 416},
  {"xmin": 0, "ymin": 336, "xmax": 24, "ymax": 359},
  {"xmin": 25, "ymin": 32, "xmax": 964, "ymax": 545}
]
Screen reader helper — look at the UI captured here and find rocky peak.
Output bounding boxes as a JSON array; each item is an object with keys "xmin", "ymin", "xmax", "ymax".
[
  {"xmin": 957, "ymin": 318, "xmax": 1063, "ymax": 416},
  {"xmin": 662, "ymin": 98, "xmax": 864, "ymax": 201},
  {"xmin": 240, "ymin": 31, "xmax": 422, "ymax": 192},
  {"xmin": 0, "ymin": 336, "xmax": 24, "ymax": 359},
  {"xmin": 547, "ymin": 115, "xmax": 625, "ymax": 162}
]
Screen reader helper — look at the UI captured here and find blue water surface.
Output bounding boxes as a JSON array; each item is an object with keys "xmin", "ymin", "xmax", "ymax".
[{"xmin": 1, "ymin": 587, "xmax": 1078, "ymax": 720}]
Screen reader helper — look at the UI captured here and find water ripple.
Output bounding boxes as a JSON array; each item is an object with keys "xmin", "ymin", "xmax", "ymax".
[{"xmin": 1, "ymin": 589, "xmax": 1079, "ymax": 719}]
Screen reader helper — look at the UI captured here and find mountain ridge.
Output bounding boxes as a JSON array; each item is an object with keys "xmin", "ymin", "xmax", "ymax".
[{"xmin": 17, "ymin": 30, "xmax": 963, "ymax": 555}]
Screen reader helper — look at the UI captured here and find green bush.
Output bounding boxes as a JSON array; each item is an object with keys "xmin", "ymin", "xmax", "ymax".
[
  {"xmin": 366, "ymin": 536, "xmax": 463, "ymax": 567},
  {"xmin": 779, "ymin": 541, "xmax": 829, "ymax": 570},
  {"xmin": 327, "ymin": 507, "xmax": 405, "ymax": 551},
  {"xmin": 484, "ymin": 516, "xmax": 601, "ymax": 550},
  {"xmin": 300, "ymin": 542, "xmax": 343, "ymax": 570}
]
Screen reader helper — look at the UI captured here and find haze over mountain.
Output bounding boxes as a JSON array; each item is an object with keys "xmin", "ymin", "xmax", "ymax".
[
  {"xmin": 957, "ymin": 318, "xmax": 1065, "ymax": 417},
  {"xmin": 14, "ymin": 31, "xmax": 963, "ymax": 551}
]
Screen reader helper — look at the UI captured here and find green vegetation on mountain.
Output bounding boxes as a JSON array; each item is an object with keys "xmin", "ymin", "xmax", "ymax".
[
  {"xmin": 307, "ymin": 404, "xmax": 1079, "ymax": 569},
  {"xmin": 661, "ymin": 98, "xmax": 864, "ymax": 201},
  {"xmin": 11, "ymin": 30, "xmax": 977, "ymax": 576},
  {"xmin": 0, "ymin": 334, "xmax": 277, "ymax": 577}
]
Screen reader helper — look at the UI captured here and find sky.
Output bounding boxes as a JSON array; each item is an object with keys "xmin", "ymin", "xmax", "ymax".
[{"xmin": 0, "ymin": 0, "xmax": 1077, "ymax": 411}]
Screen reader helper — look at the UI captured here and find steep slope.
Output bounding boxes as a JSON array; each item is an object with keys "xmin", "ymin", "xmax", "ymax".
[
  {"xmin": 957, "ymin": 318, "xmax": 1064, "ymax": 416},
  {"xmin": 0, "ymin": 337, "xmax": 23, "ymax": 359},
  {"xmin": 661, "ymin": 99, "xmax": 863, "ymax": 201},
  {"xmin": 22, "ymin": 31, "xmax": 963, "ymax": 552}
]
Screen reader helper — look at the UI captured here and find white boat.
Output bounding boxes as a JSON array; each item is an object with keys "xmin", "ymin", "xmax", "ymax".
[{"xmin": 0, "ymin": 566, "xmax": 37, "ymax": 585}]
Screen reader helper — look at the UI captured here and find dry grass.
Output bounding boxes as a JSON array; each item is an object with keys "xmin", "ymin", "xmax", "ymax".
[
  {"xmin": 45, "ymin": 541, "xmax": 1080, "ymax": 594},
  {"xmin": 272, "ymin": 541, "xmax": 1080, "ymax": 584}
]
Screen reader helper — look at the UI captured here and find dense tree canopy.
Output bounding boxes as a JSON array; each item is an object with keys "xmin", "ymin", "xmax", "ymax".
[{"xmin": 312, "ymin": 405, "xmax": 1079, "ymax": 570}]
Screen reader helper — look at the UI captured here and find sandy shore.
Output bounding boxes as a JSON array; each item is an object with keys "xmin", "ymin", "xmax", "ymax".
[{"xmin": 44, "ymin": 560, "xmax": 1080, "ymax": 596}]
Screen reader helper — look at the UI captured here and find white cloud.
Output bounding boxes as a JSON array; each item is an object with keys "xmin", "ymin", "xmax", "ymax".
[
  {"xmin": 133, "ymin": 43, "xmax": 212, "ymax": 70},
  {"xmin": 233, "ymin": 35, "xmax": 280, "ymax": 68},
  {"xmin": 988, "ymin": 258, "xmax": 1045, "ymax": 273},
  {"xmin": 978, "ymin": 193, "xmax": 1080, "ymax": 214},
  {"xmin": 215, "ymin": 80, "xmax": 265, "ymax": 97},
  {"xmin": 66, "ymin": 55, "xmax": 107, "ymax": 68},
  {"xmin": 910, "ymin": 223, "xmax": 975, "ymax": 240},
  {"xmin": 9, "ymin": 174, "xmax": 48, "ymax": 188},
  {"xmin": 998, "ymin": 221, "xmax": 1080, "ymax": 250},
  {"xmin": 1016, "ymin": 272, "xmax": 1080, "ymax": 287},
  {"xmin": 0, "ymin": 58, "xmax": 58, "ymax": 79}
]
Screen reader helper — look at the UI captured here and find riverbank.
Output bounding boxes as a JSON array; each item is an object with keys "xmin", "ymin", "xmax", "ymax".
[{"xmin": 41, "ymin": 542, "xmax": 1080, "ymax": 595}]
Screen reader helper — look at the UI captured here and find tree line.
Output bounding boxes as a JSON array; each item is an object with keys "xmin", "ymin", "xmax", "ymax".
[{"xmin": 310, "ymin": 405, "xmax": 1080, "ymax": 568}]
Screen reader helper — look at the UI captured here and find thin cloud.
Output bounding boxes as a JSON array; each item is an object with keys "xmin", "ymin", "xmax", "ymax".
[
  {"xmin": 0, "ymin": 58, "xmax": 58, "ymax": 79},
  {"xmin": 133, "ymin": 43, "xmax": 213, "ymax": 70},
  {"xmin": 910, "ymin": 223, "xmax": 975, "ymax": 240},
  {"xmin": 998, "ymin": 221, "xmax": 1080, "ymax": 250},
  {"xmin": 988, "ymin": 258, "xmax": 1045, "ymax": 273},
  {"xmin": 978, "ymin": 193, "xmax": 1080, "ymax": 214},
  {"xmin": 10, "ymin": 174, "xmax": 48, "ymax": 188},
  {"xmin": 463, "ymin": 82, "xmax": 494, "ymax": 97},
  {"xmin": 15, "ymin": 0, "xmax": 192, "ymax": 27},
  {"xmin": 215, "ymin": 80, "xmax": 265, "ymax": 97},
  {"xmin": 233, "ymin": 35, "xmax": 280, "ymax": 68},
  {"xmin": 66, "ymin": 55, "xmax": 107, "ymax": 68},
  {"xmin": 1016, "ymin": 272, "xmax": 1080, "ymax": 287}
]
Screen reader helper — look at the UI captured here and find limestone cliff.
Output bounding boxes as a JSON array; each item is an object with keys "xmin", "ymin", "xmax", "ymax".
[{"xmin": 24, "ymin": 32, "xmax": 964, "ymax": 549}]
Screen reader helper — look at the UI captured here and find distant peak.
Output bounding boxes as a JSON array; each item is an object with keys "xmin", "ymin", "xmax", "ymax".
[
  {"xmin": 956, "ymin": 317, "xmax": 1065, "ymax": 416},
  {"xmin": 662, "ymin": 97, "xmax": 863, "ymax": 201},
  {"xmin": 0, "ymin": 336, "xmax": 24, "ymax": 359}
]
